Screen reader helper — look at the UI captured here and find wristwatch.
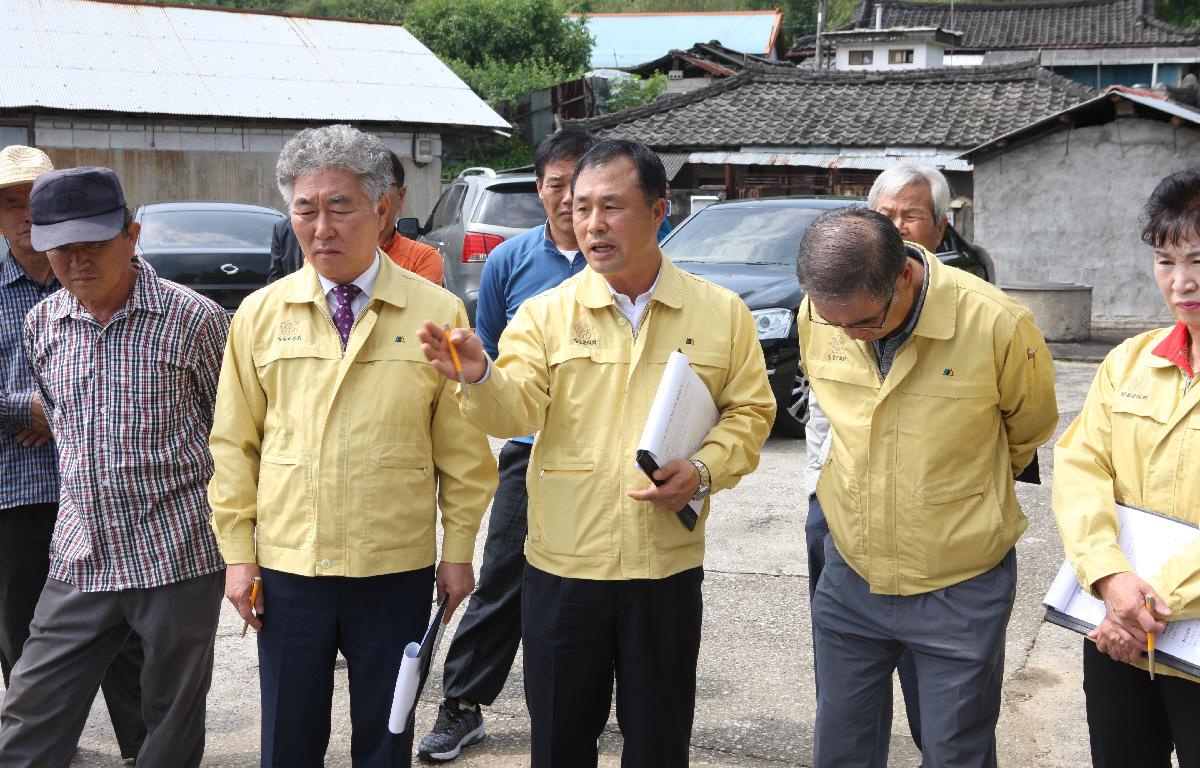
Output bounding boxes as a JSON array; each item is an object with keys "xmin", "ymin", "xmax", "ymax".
[{"xmin": 690, "ymin": 460, "xmax": 711, "ymax": 501}]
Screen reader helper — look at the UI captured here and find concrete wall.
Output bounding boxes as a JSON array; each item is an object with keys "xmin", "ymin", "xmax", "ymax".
[
  {"xmin": 22, "ymin": 116, "xmax": 444, "ymax": 220},
  {"xmin": 973, "ymin": 118, "xmax": 1200, "ymax": 330},
  {"xmin": 837, "ymin": 42, "xmax": 942, "ymax": 71}
]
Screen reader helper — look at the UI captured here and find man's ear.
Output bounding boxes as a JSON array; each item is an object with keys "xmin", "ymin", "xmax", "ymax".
[{"xmin": 126, "ymin": 221, "xmax": 141, "ymax": 250}]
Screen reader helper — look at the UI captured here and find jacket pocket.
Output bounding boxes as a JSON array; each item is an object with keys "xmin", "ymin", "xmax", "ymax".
[
  {"xmin": 817, "ymin": 450, "xmax": 866, "ymax": 563},
  {"xmin": 256, "ymin": 451, "xmax": 315, "ymax": 550},
  {"xmin": 910, "ymin": 478, "xmax": 1003, "ymax": 581},
  {"xmin": 364, "ymin": 440, "xmax": 435, "ymax": 553},
  {"xmin": 530, "ymin": 444, "xmax": 611, "ymax": 558}
]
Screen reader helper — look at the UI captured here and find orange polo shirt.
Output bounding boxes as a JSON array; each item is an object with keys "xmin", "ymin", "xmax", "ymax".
[{"xmin": 382, "ymin": 233, "xmax": 445, "ymax": 286}]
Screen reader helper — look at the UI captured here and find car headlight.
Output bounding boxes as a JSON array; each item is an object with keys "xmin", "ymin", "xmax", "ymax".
[{"xmin": 751, "ymin": 308, "xmax": 793, "ymax": 340}]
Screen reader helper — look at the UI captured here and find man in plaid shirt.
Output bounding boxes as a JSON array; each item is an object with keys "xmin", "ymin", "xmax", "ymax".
[{"xmin": 0, "ymin": 167, "xmax": 228, "ymax": 767}]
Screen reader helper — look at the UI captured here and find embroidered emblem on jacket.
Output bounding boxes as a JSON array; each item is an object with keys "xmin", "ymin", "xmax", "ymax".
[
  {"xmin": 1119, "ymin": 371, "xmax": 1151, "ymax": 401},
  {"xmin": 277, "ymin": 319, "xmax": 302, "ymax": 342},
  {"xmin": 572, "ymin": 321, "xmax": 598, "ymax": 346},
  {"xmin": 825, "ymin": 335, "xmax": 846, "ymax": 362}
]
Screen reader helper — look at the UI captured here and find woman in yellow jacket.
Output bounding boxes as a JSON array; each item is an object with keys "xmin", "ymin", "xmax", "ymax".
[{"xmin": 1053, "ymin": 165, "xmax": 1200, "ymax": 768}]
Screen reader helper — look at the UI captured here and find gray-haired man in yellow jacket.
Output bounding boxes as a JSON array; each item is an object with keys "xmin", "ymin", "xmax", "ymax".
[{"xmin": 797, "ymin": 206, "xmax": 1058, "ymax": 768}]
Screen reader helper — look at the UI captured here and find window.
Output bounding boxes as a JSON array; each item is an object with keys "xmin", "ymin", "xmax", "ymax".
[
  {"xmin": 848, "ymin": 50, "xmax": 873, "ymax": 66},
  {"xmin": 428, "ymin": 184, "xmax": 466, "ymax": 231},
  {"xmin": 889, "ymin": 49, "xmax": 915, "ymax": 64}
]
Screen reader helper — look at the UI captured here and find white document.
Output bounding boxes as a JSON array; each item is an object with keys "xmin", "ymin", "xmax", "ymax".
[
  {"xmin": 1043, "ymin": 504, "xmax": 1200, "ymax": 674},
  {"xmin": 387, "ymin": 641, "xmax": 423, "ymax": 733},
  {"xmin": 637, "ymin": 350, "xmax": 720, "ymax": 515}
]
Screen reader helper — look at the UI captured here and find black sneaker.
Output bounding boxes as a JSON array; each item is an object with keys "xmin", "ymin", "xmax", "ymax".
[{"xmin": 417, "ymin": 699, "xmax": 486, "ymax": 762}]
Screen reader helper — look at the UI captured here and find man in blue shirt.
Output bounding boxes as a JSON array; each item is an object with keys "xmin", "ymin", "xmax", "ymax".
[
  {"xmin": 0, "ymin": 146, "xmax": 145, "ymax": 762},
  {"xmin": 417, "ymin": 128, "xmax": 598, "ymax": 763}
]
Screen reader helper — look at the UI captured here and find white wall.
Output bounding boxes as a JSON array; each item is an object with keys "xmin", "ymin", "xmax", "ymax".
[{"xmin": 836, "ymin": 42, "xmax": 943, "ymax": 71}]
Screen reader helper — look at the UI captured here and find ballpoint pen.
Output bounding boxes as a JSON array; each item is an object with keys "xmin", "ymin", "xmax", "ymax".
[
  {"xmin": 1146, "ymin": 595, "xmax": 1156, "ymax": 680},
  {"xmin": 442, "ymin": 323, "xmax": 470, "ymax": 398}
]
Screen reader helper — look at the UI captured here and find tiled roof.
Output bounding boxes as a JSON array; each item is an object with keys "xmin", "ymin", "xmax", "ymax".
[
  {"xmin": 797, "ymin": 0, "xmax": 1200, "ymax": 51},
  {"xmin": 574, "ymin": 60, "xmax": 1096, "ymax": 150}
]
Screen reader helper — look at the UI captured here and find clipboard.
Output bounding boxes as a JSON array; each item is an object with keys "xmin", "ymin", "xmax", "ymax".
[
  {"xmin": 635, "ymin": 449, "xmax": 699, "ymax": 531},
  {"xmin": 388, "ymin": 599, "xmax": 448, "ymax": 736}
]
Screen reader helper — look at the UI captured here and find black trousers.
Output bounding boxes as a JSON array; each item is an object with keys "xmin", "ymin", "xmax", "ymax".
[
  {"xmin": 522, "ymin": 563, "xmax": 703, "ymax": 768},
  {"xmin": 442, "ymin": 440, "xmax": 530, "ymax": 706},
  {"xmin": 0, "ymin": 503, "xmax": 145, "ymax": 759},
  {"xmin": 258, "ymin": 566, "xmax": 434, "ymax": 768},
  {"xmin": 1084, "ymin": 638, "xmax": 1200, "ymax": 767}
]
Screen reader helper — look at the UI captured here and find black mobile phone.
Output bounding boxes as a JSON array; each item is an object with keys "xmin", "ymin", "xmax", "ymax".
[{"xmin": 634, "ymin": 450, "xmax": 699, "ymax": 532}]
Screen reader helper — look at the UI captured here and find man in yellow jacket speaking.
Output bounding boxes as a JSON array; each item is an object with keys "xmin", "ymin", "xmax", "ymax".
[
  {"xmin": 419, "ymin": 139, "xmax": 776, "ymax": 767},
  {"xmin": 797, "ymin": 207, "xmax": 1058, "ymax": 767},
  {"xmin": 208, "ymin": 124, "xmax": 497, "ymax": 768}
]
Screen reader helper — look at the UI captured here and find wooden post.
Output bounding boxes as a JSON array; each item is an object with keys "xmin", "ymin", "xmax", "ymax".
[{"xmin": 724, "ymin": 164, "xmax": 735, "ymax": 200}]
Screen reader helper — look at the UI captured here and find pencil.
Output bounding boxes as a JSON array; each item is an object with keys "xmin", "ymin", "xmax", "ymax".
[
  {"xmin": 242, "ymin": 576, "xmax": 262, "ymax": 638},
  {"xmin": 442, "ymin": 323, "xmax": 470, "ymax": 397},
  {"xmin": 1146, "ymin": 595, "xmax": 1156, "ymax": 680}
]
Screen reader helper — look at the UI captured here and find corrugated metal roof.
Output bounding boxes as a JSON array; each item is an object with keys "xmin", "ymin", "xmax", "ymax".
[
  {"xmin": 0, "ymin": 0, "xmax": 509, "ymax": 129},
  {"xmin": 575, "ymin": 12, "xmax": 782, "ymax": 69},
  {"xmin": 685, "ymin": 151, "xmax": 972, "ymax": 171}
]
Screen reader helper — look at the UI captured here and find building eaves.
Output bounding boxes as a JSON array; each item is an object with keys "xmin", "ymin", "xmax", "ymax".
[
  {"xmin": 571, "ymin": 60, "xmax": 1097, "ymax": 151},
  {"xmin": 793, "ymin": 0, "xmax": 1200, "ymax": 53},
  {"xmin": 962, "ymin": 87, "xmax": 1200, "ymax": 159}
]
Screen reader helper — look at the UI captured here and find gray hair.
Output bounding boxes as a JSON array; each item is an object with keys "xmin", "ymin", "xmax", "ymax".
[
  {"xmin": 867, "ymin": 163, "xmax": 951, "ymax": 223},
  {"xmin": 796, "ymin": 207, "xmax": 907, "ymax": 303},
  {"xmin": 276, "ymin": 124, "xmax": 392, "ymax": 206}
]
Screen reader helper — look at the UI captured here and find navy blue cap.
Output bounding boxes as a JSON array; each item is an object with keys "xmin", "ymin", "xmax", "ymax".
[{"xmin": 29, "ymin": 166, "xmax": 126, "ymax": 252}]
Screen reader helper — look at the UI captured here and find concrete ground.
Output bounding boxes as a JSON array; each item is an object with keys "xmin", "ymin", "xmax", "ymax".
[{"xmin": 22, "ymin": 357, "xmax": 1115, "ymax": 766}]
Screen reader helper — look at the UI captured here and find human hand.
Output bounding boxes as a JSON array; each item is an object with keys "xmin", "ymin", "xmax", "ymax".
[
  {"xmin": 436, "ymin": 561, "xmax": 475, "ymax": 624},
  {"xmin": 417, "ymin": 322, "xmax": 487, "ymax": 385},
  {"xmin": 30, "ymin": 393, "xmax": 49, "ymax": 434},
  {"xmin": 15, "ymin": 428, "xmax": 51, "ymax": 448},
  {"xmin": 226, "ymin": 563, "xmax": 264, "ymax": 632},
  {"xmin": 16, "ymin": 394, "xmax": 52, "ymax": 447},
  {"xmin": 1089, "ymin": 571, "xmax": 1170, "ymax": 664},
  {"xmin": 627, "ymin": 458, "xmax": 701, "ymax": 512}
]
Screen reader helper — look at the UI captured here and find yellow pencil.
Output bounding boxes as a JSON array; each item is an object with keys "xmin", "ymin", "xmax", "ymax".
[
  {"xmin": 242, "ymin": 576, "xmax": 262, "ymax": 638},
  {"xmin": 1146, "ymin": 595, "xmax": 1156, "ymax": 680},
  {"xmin": 442, "ymin": 323, "xmax": 470, "ymax": 397}
]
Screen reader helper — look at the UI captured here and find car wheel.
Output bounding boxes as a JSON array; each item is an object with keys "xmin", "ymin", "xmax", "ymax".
[{"xmin": 774, "ymin": 362, "xmax": 811, "ymax": 438}]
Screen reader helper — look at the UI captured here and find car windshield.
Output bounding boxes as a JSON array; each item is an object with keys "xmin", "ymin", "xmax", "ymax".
[
  {"xmin": 473, "ymin": 184, "xmax": 544, "ymax": 229},
  {"xmin": 663, "ymin": 206, "xmax": 831, "ymax": 265},
  {"xmin": 138, "ymin": 209, "xmax": 280, "ymax": 248}
]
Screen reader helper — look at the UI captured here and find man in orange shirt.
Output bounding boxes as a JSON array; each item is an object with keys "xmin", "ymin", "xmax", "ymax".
[{"xmin": 380, "ymin": 151, "xmax": 444, "ymax": 285}]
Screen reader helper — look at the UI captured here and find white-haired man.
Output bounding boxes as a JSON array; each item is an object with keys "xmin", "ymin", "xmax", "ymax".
[{"xmin": 208, "ymin": 124, "xmax": 497, "ymax": 768}]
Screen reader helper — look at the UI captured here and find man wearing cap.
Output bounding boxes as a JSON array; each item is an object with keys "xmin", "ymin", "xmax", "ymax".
[
  {"xmin": 0, "ymin": 145, "xmax": 147, "ymax": 764},
  {"xmin": 0, "ymin": 167, "xmax": 229, "ymax": 767}
]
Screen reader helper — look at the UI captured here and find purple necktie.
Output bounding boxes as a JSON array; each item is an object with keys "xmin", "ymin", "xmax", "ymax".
[{"xmin": 331, "ymin": 283, "xmax": 361, "ymax": 350}]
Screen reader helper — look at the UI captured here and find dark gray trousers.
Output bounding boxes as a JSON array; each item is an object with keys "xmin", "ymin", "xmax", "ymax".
[
  {"xmin": 812, "ymin": 537, "xmax": 1016, "ymax": 768},
  {"xmin": 442, "ymin": 440, "xmax": 530, "ymax": 706},
  {"xmin": 0, "ymin": 571, "xmax": 223, "ymax": 768}
]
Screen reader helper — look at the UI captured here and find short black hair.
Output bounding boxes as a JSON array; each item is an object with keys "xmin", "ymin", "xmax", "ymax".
[
  {"xmin": 796, "ymin": 207, "xmax": 907, "ymax": 303},
  {"xmin": 534, "ymin": 129, "xmax": 599, "ymax": 181},
  {"xmin": 1142, "ymin": 165, "xmax": 1200, "ymax": 248},
  {"xmin": 571, "ymin": 139, "xmax": 666, "ymax": 205},
  {"xmin": 388, "ymin": 150, "xmax": 405, "ymax": 188}
]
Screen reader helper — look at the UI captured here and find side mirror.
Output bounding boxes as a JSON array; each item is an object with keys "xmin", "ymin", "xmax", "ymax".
[{"xmin": 396, "ymin": 217, "xmax": 421, "ymax": 239}]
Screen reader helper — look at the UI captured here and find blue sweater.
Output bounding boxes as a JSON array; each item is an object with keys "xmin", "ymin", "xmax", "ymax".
[{"xmin": 475, "ymin": 223, "xmax": 586, "ymax": 443}]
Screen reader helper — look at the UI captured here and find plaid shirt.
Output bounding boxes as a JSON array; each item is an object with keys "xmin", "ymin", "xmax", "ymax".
[
  {"xmin": 24, "ymin": 259, "xmax": 228, "ymax": 591},
  {"xmin": 0, "ymin": 254, "xmax": 60, "ymax": 509}
]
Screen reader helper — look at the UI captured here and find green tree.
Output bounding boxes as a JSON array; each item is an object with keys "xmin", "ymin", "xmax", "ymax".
[
  {"xmin": 604, "ymin": 73, "xmax": 668, "ymax": 113},
  {"xmin": 445, "ymin": 57, "xmax": 576, "ymax": 105},
  {"xmin": 406, "ymin": 0, "xmax": 592, "ymax": 72}
]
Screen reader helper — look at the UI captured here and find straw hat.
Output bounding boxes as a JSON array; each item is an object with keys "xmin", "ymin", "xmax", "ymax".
[{"xmin": 0, "ymin": 146, "xmax": 54, "ymax": 190}]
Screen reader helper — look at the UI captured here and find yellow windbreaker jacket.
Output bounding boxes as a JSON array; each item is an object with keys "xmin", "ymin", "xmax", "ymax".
[
  {"xmin": 799, "ymin": 250, "xmax": 1058, "ymax": 595},
  {"xmin": 208, "ymin": 255, "xmax": 498, "ymax": 577},
  {"xmin": 1054, "ymin": 328, "xmax": 1200, "ymax": 624},
  {"xmin": 461, "ymin": 257, "xmax": 776, "ymax": 580}
]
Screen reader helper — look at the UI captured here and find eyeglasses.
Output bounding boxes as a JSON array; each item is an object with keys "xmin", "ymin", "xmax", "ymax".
[{"xmin": 807, "ymin": 283, "xmax": 897, "ymax": 330}]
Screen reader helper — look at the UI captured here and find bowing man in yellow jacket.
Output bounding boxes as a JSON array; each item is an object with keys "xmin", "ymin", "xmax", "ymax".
[
  {"xmin": 208, "ymin": 125, "xmax": 497, "ymax": 768},
  {"xmin": 1053, "ymin": 166, "xmax": 1200, "ymax": 766},
  {"xmin": 419, "ymin": 139, "xmax": 776, "ymax": 768},
  {"xmin": 796, "ymin": 207, "xmax": 1057, "ymax": 768}
]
